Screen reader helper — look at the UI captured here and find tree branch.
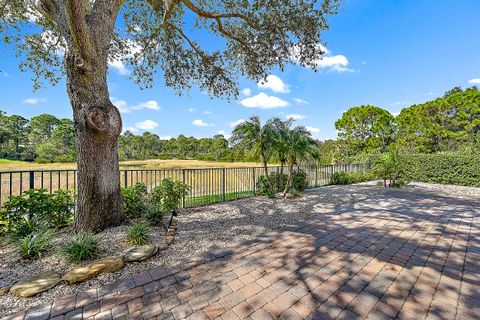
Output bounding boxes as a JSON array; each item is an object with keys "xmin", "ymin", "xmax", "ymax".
[
  {"xmin": 181, "ymin": 0, "xmax": 254, "ymax": 50},
  {"xmin": 65, "ymin": 0, "xmax": 93, "ymax": 60},
  {"xmin": 181, "ymin": 0, "xmax": 262, "ymax": 31}
]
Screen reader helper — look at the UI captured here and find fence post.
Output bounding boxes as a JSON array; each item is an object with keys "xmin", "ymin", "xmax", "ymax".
[
  {"xmin": 252, "ymin": 167, "xmax": 256, "ymax": 195},
  {"xmin": 315, "ymin": 166, "xmax": 318, "ymax": 187},
  {"xmin": 29, "ymin": 171, "xmax": 35, "ymax": 190},
  {"xmin": 124, "ymin": 171, "xmax": 128, "ymax": 188},
  {"xmin": 222, "ymin": 168, "xmax": 226, "ymax": 201},
  {"xmin": 182, "ymin": 169, "xmax": 186, "ymax": 208}
]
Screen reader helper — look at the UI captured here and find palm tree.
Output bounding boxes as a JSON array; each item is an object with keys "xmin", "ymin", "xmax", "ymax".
[
  {"xmin": 266, "ymin": 117, "xmax": 293, "ymax": 176},
  {"xmin": 282, "ymin": 126, "xmax": 318, "ymax": 197},
  {"xmin": 230, "ymin": 116, "xmax": 273, "ymax": 188}
]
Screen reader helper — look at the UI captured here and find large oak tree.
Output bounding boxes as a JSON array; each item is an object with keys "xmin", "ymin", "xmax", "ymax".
[{"xmin": 1, "ymin": 0, "xmax": 340, "ymax": 231}]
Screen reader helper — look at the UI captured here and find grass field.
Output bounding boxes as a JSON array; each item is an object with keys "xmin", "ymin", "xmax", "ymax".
[{"xmin": 0, "ymin": 159, "xmax": 266, "ymax": 172}]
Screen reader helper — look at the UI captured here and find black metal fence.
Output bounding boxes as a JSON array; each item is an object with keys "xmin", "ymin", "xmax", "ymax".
[{"xmin": 0, "ymin": 163, "xmax": 368, "ymax": 208}]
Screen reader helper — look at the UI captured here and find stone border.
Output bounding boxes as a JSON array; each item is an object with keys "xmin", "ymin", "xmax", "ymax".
[{"xmin": 0, "ymin": 217, "xmax": 179, "ymax": 300}]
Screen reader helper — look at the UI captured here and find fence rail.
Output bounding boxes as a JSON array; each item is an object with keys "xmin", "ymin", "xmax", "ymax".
[{"xmin": 0, "ymin": 163, "xmax": 368, "ymax": 208}]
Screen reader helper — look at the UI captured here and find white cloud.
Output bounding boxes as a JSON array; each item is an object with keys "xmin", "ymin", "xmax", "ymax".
[
  {"xmin": 292, "ymin": 44, "xmax": 352, "ymax": 73},
  {"xmin": 294, "ymin": 98, "xmax": 309, "ymax": 105},
  {"xmin": 217, "ymin": 130, "xmax": 232, "ymax": 139},
  {"xmin": 240, "ymin": 93, "xmax": 289, "ymax": 109},
  {"xmin": 203, "ymin": 111, "xmax": 213, "ymax": 115},
  {"xmin": 160, "ymin": 136, "xmax": 172, "ymax": 140},
  {"xmin": 230, "ymin": 119, "xmax": 246, "ymax": 128},
  {"xmin": 111, "ymin": 97, "xmax": 130, "ymax": 113},
  {"xmin": 242, "ymin": 88, "xmax": 252, "ymax": 96},
  {"xmin": 192, "ymin": 119, "xmax": 213, "ymax": 127},
  {"xmin": 285, "ymin": 114, "xmax": 306, "ymax": 121},
  {"xmin": 109, "ymin": 60, "xmax": 130, "ymax": 76},
  {"xmin": 305, "ymin": 126, "xmax": 320, "ymax": 133},
  {"xmin": 136, "ymin": 120, "xmax": 159, "ymax": 130},
  {"xmin": 111, "ymin": 98, "xmax": 160, "ymax": 113},
  {"xmin": 257, "ymin": 75, "xmax": 290, "ymax": 93},
  {"xmin": 468, "ymin": 78, "xmax": 480, "ymax": 85},
  {"xmin": 123, "ymin": 126, "xmax": 139, "ymax": 134},
  {"xmin": 22, "ymin": 97, "xmax": 46, "ymax": 105},
  {"xmin": 316, "ymin": 54, "xmax": 352, "ymax": 72},
  {"xmin": 188, "ymin": 108, "xmax": 196, "ymax": 112},
  {"xmin": 132, "ymin": 100, "xmax": 160, "ymax": 111}
]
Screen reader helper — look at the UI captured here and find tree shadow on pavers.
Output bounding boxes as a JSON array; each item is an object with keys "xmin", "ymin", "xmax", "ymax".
[{"xmin": 185, "ymin": 186, "xmax": 480, "ymax": 319}]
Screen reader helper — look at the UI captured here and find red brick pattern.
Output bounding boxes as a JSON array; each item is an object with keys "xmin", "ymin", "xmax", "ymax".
[{"xmin": 3, "ymin": 192, "xmax": 480, "ymax": 319}]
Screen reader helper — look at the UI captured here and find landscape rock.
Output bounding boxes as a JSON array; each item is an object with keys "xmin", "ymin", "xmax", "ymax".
[
  {"xmin": 62, "ymin": 256, "xmax": 124, "ymax": 284},
  {"xmin": 10, "ymin": 271, "xmax": 60, "ymax": 297},
  {"xmin": 0, "ymin": 286, "xmax": 11, "ymax": 296},
  {"xmin": 124, "ymin": 245, "xmax": 157, "ymax": 262},
  {"xmin": 165, "ymin": 235, "xmax": 175, "ymax": 245},
  {"xmin": 157, "ymin": 243, "xmax": 169, "ymax": 251}
]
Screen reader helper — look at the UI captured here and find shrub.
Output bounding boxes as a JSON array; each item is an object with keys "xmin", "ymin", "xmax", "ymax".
[
  {"xmin": 399, "ymin": 153, "xmax": 480, "ymax": 187},
  {"xmin": 18, "ymin": 230, "xmax": 54, "ymax": 259},
  {"xmin": 144, "ymin": 203, "xmax": 164, "ymax": 226},
  {"xmin": 44, "ymin": 190, "xmax": 75, "ymax": 229},
  {"xmin": 292, "ymin": 170, "xmax": 308, "ymax": 191},
  {"xmin": 373, "ymin": 149, "xmax": 408, "ymax": 187},
  {"xmin": 150, "ymin": 178, "xmax": 189, "ymax": 212},
  {"xmin": 122, "ymin": 184, "xmax": 148, "ymax": 218},
  {"xmin": 331, "ymin": 170, "xmax": 376, "ymax": 185},
  {"xmin": 63, "ymin": 232, "xmax": 99, "ymax": 263},
  {"xmin": 0, "ymin": 189, "xmax": 74, "ymax": 235},
  {"xmin": 331, "ymin": 171, "xmax": 350, "ymax": 185},
  {"xmin": 289, "ymin": 188, "xmax": 302, "ymax": 198},
  {"xmin": 127, "ymin": 224, "xmax": 150, "ymax": 245},
  {"xmin": 256, "ymin": 169, "xmax": 308, "ymax": 195},
  {"xmin": 10, "ymin": 217, "xmax": 43, "ymax": 240}
]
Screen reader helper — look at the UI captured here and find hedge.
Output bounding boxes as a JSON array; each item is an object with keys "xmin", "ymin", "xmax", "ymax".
[{"xmin": 399, "ymin": 153, "xmax": 480, "ymax": 187}]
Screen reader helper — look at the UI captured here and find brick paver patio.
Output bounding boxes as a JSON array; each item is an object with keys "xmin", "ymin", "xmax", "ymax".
[{"xmin": 4, "ymin": 189, "xmax": 480, "ymax": 320}]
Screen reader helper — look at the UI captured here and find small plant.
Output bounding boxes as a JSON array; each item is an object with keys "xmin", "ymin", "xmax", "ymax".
[
  {"xmin": 0, "ymin": 189, "xmax": 74, "ymax": 235},
  {"xmin": 150, "ymin": 178, "xmax": 189, "ymax": 212},
  {"xmin": 9, "ymin": 217, "xmax": 43, "ymax": 240},
  {"xmin": 291, "ymin": 169, "xmax": 308, "ymax": 192},
  {"xmin": 122, "ymin": 183, "xmax": 148, "ymax": 218},
  {"xmin": 331, "ymin": 171, "xmax": 351, "ymax": 185},
  {"xmin": 266, "ymin": 188, "xmax": 277, "ymax": 199},
  {"xmin": 18, "ymin": 230, "xmax": 54, "ymax": 259},
  {"xmin": 289, "ymin": 188, "xmax": 302, "ymax": 198},
  {"xmin": 144, "ymin": 203, "xmax": 164, "ymax": 226},
  {"xmin": 63, "ymin": 231, "xmax": 99, "ymax": 263},
  {"xmin": 127, "ymin": 223, "xmax": 150, "ymax": 245}
]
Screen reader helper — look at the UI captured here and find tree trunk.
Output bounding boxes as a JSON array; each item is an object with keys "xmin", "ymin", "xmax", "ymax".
[
  {"xmin": 66, "ymin": 54, "xmax": 126, "ymax": 232},
  {"xmin": 282, "ymin": 162, "xmax": 295, "ymax": 197},
  {"xmin": 261, "ymin": 150, "xmax": 273, "ymax": 190}
]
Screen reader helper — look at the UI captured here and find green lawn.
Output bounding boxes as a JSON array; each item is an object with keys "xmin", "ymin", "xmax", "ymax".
[{"xmin": 185, "ymin": 191, "xmax": 254, "ymax": 207}]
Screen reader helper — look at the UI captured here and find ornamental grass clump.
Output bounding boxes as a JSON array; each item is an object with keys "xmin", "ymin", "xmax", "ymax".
[
  {"xmin": 127, "ymin": 223, "xmax": 150, "ymax": 245},
  {"xmin": 18, "ymin": 230, "xmax": 54, "ymax": 259},
  {"xmin": 63, "ymin": 231, "xmax": 99, "ymax": 263}
]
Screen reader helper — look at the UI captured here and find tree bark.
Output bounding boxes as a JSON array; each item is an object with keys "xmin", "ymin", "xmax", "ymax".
[{"xmin": 65, "ymin": 54, "xmax": 126, "ymax": 232}]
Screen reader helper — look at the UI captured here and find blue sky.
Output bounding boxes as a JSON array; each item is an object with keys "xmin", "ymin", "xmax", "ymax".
[{"xmin": 1, "ymin": 0, "xmax": 479, "ymax": 140}]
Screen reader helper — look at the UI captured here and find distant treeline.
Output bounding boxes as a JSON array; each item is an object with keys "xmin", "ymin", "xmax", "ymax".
[
  {"xmin": 1, "ymin": 85, "xmax": 478, "ymax": 164},
  {"xmin": 0, "ymin": 111, "xmax": 254, "ymax": 163},
  {"xmin": 318, "ymin": 86, "xmax": 480, "ymax": 164}
]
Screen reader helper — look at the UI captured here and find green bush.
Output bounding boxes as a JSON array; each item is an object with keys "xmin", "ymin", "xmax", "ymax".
[
  {"xmin": 127, "ymin": 224, "xmax": 150, "ymax": 245},
  {"xmin": 399, "ymin": 153, "xmax": 480, "ymax": 187},
  {"xmin": 331, "ymin": 171, "xmax": 350, "ymax": 185},
  {"xmin": 18, "ymin": 230, "xmax": 54, "ymax": 259},
  {"xmin": 256, "ymin": 169, "xmax": 308, "ymax": 195},
  {"xmin": 144, "ymin": 202, "xmax": 164, "ymax": 226},
  {"xmin": 331, "ymin": 170, "xmax": 376, "ymax": 185},
  {"xmin": 10, "ymin": 217, "xmax": 43, "ymax": 240},
  {"xmin": 0, "ymin": 189, "xmax": 74, "ymax": 235},
  {"xmin": 122, "ymin": 184, "xmax": 148, "ymax": 218},
  {"xmin": 292, "ymin": 170, "xmax": 308, "ymax": 191},
  {"xmin": 150, "ymin": 178, "xmax": 189, "ymax": 212},
  {"xmin": 63, "ymin": 232, "xmax": 99, "ymax": 263}
]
